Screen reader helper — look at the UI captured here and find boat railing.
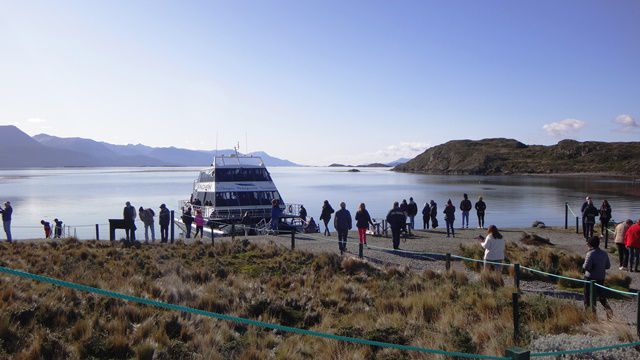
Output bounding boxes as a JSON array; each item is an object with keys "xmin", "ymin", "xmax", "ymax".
[{"xmin": 179, "ymin": 200, "xmax": 305, "ymax": 221}]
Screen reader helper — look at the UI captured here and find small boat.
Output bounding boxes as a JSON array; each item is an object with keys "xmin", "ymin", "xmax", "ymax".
[{"xmin": 176, "ymin": 151, "xmax": 302, "ymax": 235}]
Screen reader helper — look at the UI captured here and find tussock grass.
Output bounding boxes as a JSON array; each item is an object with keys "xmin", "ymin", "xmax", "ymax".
[{"xmin": 0, "ymin": 239, "xmax": 597, "ymax": 358}]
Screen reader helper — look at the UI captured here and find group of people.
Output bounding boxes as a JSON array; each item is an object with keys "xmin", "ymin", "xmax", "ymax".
[
  {"xmin": 440, "ymin": 194, "xmax": 487, "ymax": 238},
  {"xmin": 39, "ymin": 218, "xmax": 63, "ymax": 239},
  {"xmin": 580, "ymin": 196, "xmax": 612, "ymax": 239},
  {"xmin": 612, "ymin": 218, "xmax": 640, "ymax": 272},
  {"xmin": 123, "ymin": 201, "xmax": 172, "ymax": 243}
]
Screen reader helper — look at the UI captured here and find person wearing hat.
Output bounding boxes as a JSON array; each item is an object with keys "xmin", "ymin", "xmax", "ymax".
[
  {"xmin": 159, "ymin": 204, "xmax": 171, "ymax": 243},
  {"xmin": 0, "ymin": 201, "xmax": 12, "ymax": 242},
  {"xmin": 123, "ymin": 201, "xmax": 137, "ymax": 242}
]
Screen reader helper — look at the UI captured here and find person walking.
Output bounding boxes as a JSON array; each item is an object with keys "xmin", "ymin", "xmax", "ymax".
[
  {"xmin": 182, "ymin": 208, "xmax": 194, "ymax": 239},
  {"xmin": 270, "ymin": 199, "xmax": 282, "ymax": 232},
  {"xmin": 386, "ymin": 202, "xmax": 406, "ymax": 250},
  {"xmin": 334, "ymin": 202, "xmax": 352, "ymax": 254},
  {"xmin": 159, "ymin": 204, "xmax": 170, "ymax": 243},
  {"xmin": 429, "ymin": 200, "xmax": 438, "ymax": 229},
  {"xmin": 53, "ymin": 218, "xmax": 63, "ymax": 238},
  {"xmin": 400, "ymin": 199, "xmax": 409, "ymax": 234},
  {"xmin": 40, "ymin": 220, "xmax": 51, "ymax": 239},
  {"xmin": 582, "ymin": 236, "xmax": 613, "ymax": 318},
  {"xmin": 479, "ymin": 225, "xmax": 505, "ymax": 271},
  {"xmin": 599, "ymin": 200, "xmax": 612, "ymax": 236},
  {"xmin": 475, "ymin": 196, "xmax": 487, "ymax": 229},
  {"xmin": 194, "ymin": 210, "xmax": 204, "ymax": 238},
  {"xmin": 0, "ymin": 201, "xmax": 13, "ymax": 242},
  {"xmin": 319, "ymin": 200, "xmax": 334, "ymax": 236},
  {"xmin": 443, "ymin": 199, "xmax": 456, "ymax": 238},
  {"xmin": 139, "ymin": 206, "xmax": 156, "ymax": 243},
  {"xmin": 407, "ymin": 198, "xmax": 418, "ymax": 231},
  {"xmin": 355, "ymin": 203, "xmax": 374, "ymax": 248},
  {"xmin": 582, "ymin": 198, "xmax": 598, "ymax": 239},
  {"xmin": 299, "ymin": 205, "xmax": 307, "ymax": 222},
  {"xmin": 625, "ymin": 219, "xmax": 640, "ymax": 272},
  {"xmin": 581, "ymin": 196, "xmax": 591, "ymax": 238},
  {"xmin": 614, "ymin": 219, "xmax": 633, "ymax": 270},
  {"xmin": 123, "ymin": 201, "xmax": 136, "ymax": 242},
  {"xmin": 421, "ymin": 202, "xmax": 431, "ymax": 230},
  {"xmin": 460, "ymin": 194, "xmax": 472, "ymax": 229}
]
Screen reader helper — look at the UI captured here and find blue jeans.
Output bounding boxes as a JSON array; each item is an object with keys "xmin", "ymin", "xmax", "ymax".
[
  {"xmin": 3, "ymin": 220, "xmax": 11, "ymax": 242},
  {"xmin": 409, "ymin": 216, "xmax": 415, "ymax": 230},
  {"xmin": 446, "ymin": 219, "xmax": 455, "ymax": 237},
  {"xmin": 461, "ymin": 211, "xmax": 470, "ymax": 228}
]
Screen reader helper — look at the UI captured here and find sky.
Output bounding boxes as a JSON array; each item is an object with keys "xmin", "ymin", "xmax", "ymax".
[{"xmin": 1, "ymin": 0, "xmax": 639, "ymax": 166}]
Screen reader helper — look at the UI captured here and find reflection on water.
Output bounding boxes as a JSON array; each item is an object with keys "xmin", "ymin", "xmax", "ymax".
[{"xmin": 0, "ymin": 167, "xmax": 638, "ymax": 239}]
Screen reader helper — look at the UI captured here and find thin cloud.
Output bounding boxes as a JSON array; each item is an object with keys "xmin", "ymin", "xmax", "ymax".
[
  {"xmin": 332, "ymin": 142, "xmax": 430, "ymax": 165},
  {"xmin": 613, "ymin": 114, "xmax": 639, "ymax": 132},
  {"xmin": 542, "ymin": 119, "xmax": 586, "ymax": 137},
  {"xmin": 26, "ymin": 117, "xmax": 47, "ymax": 124}
]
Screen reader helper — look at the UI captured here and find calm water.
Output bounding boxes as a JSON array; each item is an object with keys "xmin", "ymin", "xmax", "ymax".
[{"xmin": 1, "ymin": 167, "xmax": 639, "ymax": 239}]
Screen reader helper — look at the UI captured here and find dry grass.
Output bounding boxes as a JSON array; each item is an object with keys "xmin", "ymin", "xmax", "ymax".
[{"xmin": 0, "ymin": 238, "xmax": 598, "ymax": 359}]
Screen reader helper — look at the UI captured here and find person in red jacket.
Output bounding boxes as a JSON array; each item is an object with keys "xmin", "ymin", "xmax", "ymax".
[{"xmin": 624, "ymin": 219, "xmax": 640, "ymax": 272}]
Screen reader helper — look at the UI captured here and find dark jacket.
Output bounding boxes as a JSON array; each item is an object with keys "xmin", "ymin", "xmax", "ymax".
[
  {"xmin": 599, "ymin": 205, "xmax": 611, "ymax": 222},
  {"xmin": 334, "ymin": 208, "xmax": 352, "ymax": 231},
  {"xmin": 320, "ymin": 204, "xmax": 334, "ymax": 221},
  {"xmin": 421, "ymin": 204, "xmax": 431, "ymax": 218},
  {"xmin": 0, "ymin": 205, "xmax": 12, "ymax": 221},
  {"xmin": 355, "ymin": 209, "xmax": 373, "ymax": 229},
  {"xmin": 299, "ymin": 207, "xmax": 307, "ymax": 219},
  {"xmin": 475, "ymin": 200, "xmax": 486, "ymax": 215},
  {"xmin": 159, "ymin": 207, "xmax": 171, "ymax": 226},
  {"xmin": 583, "ymin": 247, "xmax": 610, "ymax": 281},
  {"xmin": 407, "ymin": 202, "xmax": 418, "ymax": 217},
  {"xmin": 443, "ymin": 205, "xmax": 456, "ymax": 221},
  {"xmin": 386, "ymin": 206, "xmax": 407, "ymax": 229},
  {"xmin": 582, "ymin": 204, "xmax": 598, "ymax": 224},
  {"xmin": 460, "ymin": 199, "xmax": 472, "ymax": 212},
  {"xmin": 182, "ymin": 209, "xmax": 193, "ymax": 225},
  {"xmin": 271, "ymin": 205, "xmax": 282, "ymax": 220},
  {"xmin": 429, "ymin": 203, "xmax": 437, "ymax": 218},
  {"xmin": 123, "ymin": 205, "xmax": 136, "ymax": 222}
]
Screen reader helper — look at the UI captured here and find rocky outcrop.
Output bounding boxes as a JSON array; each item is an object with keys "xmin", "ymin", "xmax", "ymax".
[{"xmin": 394, "ymin": 138, "xmax": 640, "ymax": 176}]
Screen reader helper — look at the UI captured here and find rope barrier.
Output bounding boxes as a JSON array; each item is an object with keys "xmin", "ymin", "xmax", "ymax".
[
  {"xmin": 566, "ymin": 204, "xmax": 578, "ymax": 218},
  {"xmin": 0, "ymin": 265, "xmax": 507, "ymax": 360},
  {"xmin": 451, "ymin": 255, "xmax": 514, "ymax": 267},
  {"xmin": 531, "ymin": 341, "xmax": 640, "ymax": 357},
  {"xmin": 520, "ymin": 266, "xmax": 590, "ymax": 284},
  {"xmin": 594, "ymin": 282, "xmax": 638, "ymax": 297}
]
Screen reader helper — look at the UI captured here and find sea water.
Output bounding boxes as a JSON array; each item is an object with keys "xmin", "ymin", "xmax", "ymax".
[{"xmin": 1, "ymin": 167, "xmax": 639, "ymax": 240}]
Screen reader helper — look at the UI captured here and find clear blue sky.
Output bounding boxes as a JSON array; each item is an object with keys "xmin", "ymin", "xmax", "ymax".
[{"xmin": 1, "ymin": 0, "xmax": 638, "ymax": 165}]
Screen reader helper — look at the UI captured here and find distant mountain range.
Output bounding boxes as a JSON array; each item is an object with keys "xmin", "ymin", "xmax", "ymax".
[
  {"xmin": 394, "ymin": 138, "xmax": 640, "ymax": 176},
  {"xmin": 327, "ymin": 158, "xmax": 408, "ymax": 168},
  {"xmin": 0, "ymin": 125, "xmax": 299, "ymax": 168}
]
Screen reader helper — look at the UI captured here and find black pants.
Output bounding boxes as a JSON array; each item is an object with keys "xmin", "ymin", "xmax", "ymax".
[
  {"xmin": 195, "ymin": 226, "xmax": 203, "ymax": 238},
  {"xmin": 323, "ymin": 219, "xmax": 330, "ymax": 236},
  {"xmin": 160, "ymin": 224, "xmax": 169, "ymax": 242},
  {"xmin": 600, "ymin": 220, "xmax": 609, "ymax": 235},
  {"xmin": 629, "ymin": 247, "xmax": 640, "ymax": 270},
  {"xmin": 124, "ymin": 221, "xmax": 136, "ymax": 241},
  {"xmin": 617, "ymin": 243, "xmax": 629, "ymax": 268},
  {"xmin": 446, "ymin": 219, "xmax": 455, "ymax": 237},
  {"xmin": 583, "ymin": 278, "xmax": 612, "ymax": 312},
  {"xmin": 337, "ymin": 229, "xmax": 348, "ymax": 252},
  {"xmin": 391, "ymin": 227, "xmax": 401, "ymax": 249},
  {"xmin": 423, "ymin": 216, "xmax": 429, "ymax": 230},
  {"xmin": 584, "ymin": 223, "xmax": 595, "ymax": 239},
  {"xmin": 477, "ymin": 213, "xmax": 485, "ymax": 228},
  {"xmin": 184, "ymin": 221, "xmax": 192, "ymax": 238}
]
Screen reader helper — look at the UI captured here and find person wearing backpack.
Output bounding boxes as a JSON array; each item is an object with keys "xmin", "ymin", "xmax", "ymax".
[
  {"xmin": 443, "ymin": 199, "xmax": 456, "ymax": 238},
  {"xmin": 429, "ymin": 200, "xmax": 438, "ymax": 229},
  {"xmin": 475, "ymin": 196, "xmax": 487, "ymax": 229},
  {"xmin": 159, "ymin": 204, "xmax": 171, "ymax": 243},
  {"xmin": 319, "ymin": 200, "xmax": 335, "ymax": 236},
  {"xmin": 139, "ymin": 206, "xmax": 156, "ymax": 243},
  {"xmin": 460, "ymin": 194, "xmax": 472, "ymax": 229},
  {"xmin": 421, "ymin": 202, "xmax": 431, "ymax": 230}
]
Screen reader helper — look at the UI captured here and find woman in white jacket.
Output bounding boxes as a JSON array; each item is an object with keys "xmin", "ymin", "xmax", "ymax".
[{"xmin": 480, "ymin": 225, "xmax": 505, "ymax": 271}]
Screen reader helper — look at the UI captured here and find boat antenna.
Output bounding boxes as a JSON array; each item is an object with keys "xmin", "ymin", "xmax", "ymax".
[
  {"xmin": 245, "ymin": 131, "xmax": 248, "ymax": 155},
  {"xmin": 215, "ymin": 131, "xmax": 219, "ymax": 157}
]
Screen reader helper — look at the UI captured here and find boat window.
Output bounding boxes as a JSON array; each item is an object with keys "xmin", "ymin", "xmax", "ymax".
[
  {"xmin": 214, "ymin": 191, "xmax": 281, "ymax": 207},
  {"xmin": 214, "ymin": 168, "xmax": 272, "ymax": 182},
  {"xmin": 199, "ymin": 171, "xmax": 214, "ymax": 182}
]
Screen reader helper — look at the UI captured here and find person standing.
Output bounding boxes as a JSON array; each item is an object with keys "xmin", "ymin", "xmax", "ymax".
[
  {"xmin": 270, "ymin": 199, "xmax": 282, "ymax": 232},
  {"xmin": 40, "ymin": 220, "xmax": 51, "ymax": 239},
  {"xmin": 460, "ymin": 194, "xmax": 472, "ymax": 229},
  {"xmin": 182, "ymin": 208, "xmax": 194, "ymax": 239},
  {"xmin": 475, "ymin": 196, "xmax": 487, "ymax": 229},
  {"xmin": 194, "ymin": 210, "xmax": 204, "ymax": 239},
  {"xmin": 443, "ymin": 199, "xmax": 456, "ymax": 238},
  {"xmin": 159, "ymin": 204, "xmax": 170, "ymax": 243},
  {"xmin": 582, "ymin": 236, "xmax": 613, "ymax": 318},
  {"xmin": 355, "ymin": 203, "xmax": 374, "ymax": 248},
  {"xmin": 334, "ymin": 202, "xmax": 352, "ymax": 254},
  {"xmin": 421, "ymin": 202, "xmax": 431, "ymax": 230},
  {"xmin": 429, "ymin": 200, "xmax": 438, "ymax": 229},
  {"xmin": 625, "ymin": 219, "xmax": 640, "ymax": 272},
  {"xmin": 479, "ymin": 225, "xmax": 505, "ymax": 271},
  {"xmin": 299, "ymin": 205, "xmax": 307, "ymax": 222},
  {"xmin": 599, "ymin": 200, "xmax": 612, "ymax": 236},
  {"xmin": 139, "ymin": 206, "xmax": 156, "ymax": 243},
  {"xmin": 581, "ymin": 196, "xmax": 591, "ymax": 238},
  {"xmin": 582, "ymin": 198, "xmax": 598, "ymax": 239},
  {"xmin": 386, "ymin": 202, "xmax": 406, "ymax": 250},
  {"xmin": 53, "ymin": 218, "xmax": 63, "ymax": 238},
  {"xmin": 123, "ymin": 201, "xmax": 137, "ymax": 242},
  {"xmin": 0, "ymin": 201, "xmax": 13, "ymax": 242},
  {"xmin": 319, "ymin": 200, "xmax": 334, "ymax": 236},
  {"xmin": 614, "ymin": 219, "xmax": 633, "ymax": 270},
  {"xmin": 407, "ymin": 198, "xmax": 418, "ymax": 231}
]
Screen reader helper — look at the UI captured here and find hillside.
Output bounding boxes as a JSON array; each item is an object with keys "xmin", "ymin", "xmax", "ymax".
[{"xmin": 394, "ymin": 138, "xmax": 640, "ymax": 176}]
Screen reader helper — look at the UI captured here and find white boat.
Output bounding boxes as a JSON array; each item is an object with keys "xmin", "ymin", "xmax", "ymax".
[{"xmin": 177, "ymin": 153, "xmax": 303, "ymax": 234}]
